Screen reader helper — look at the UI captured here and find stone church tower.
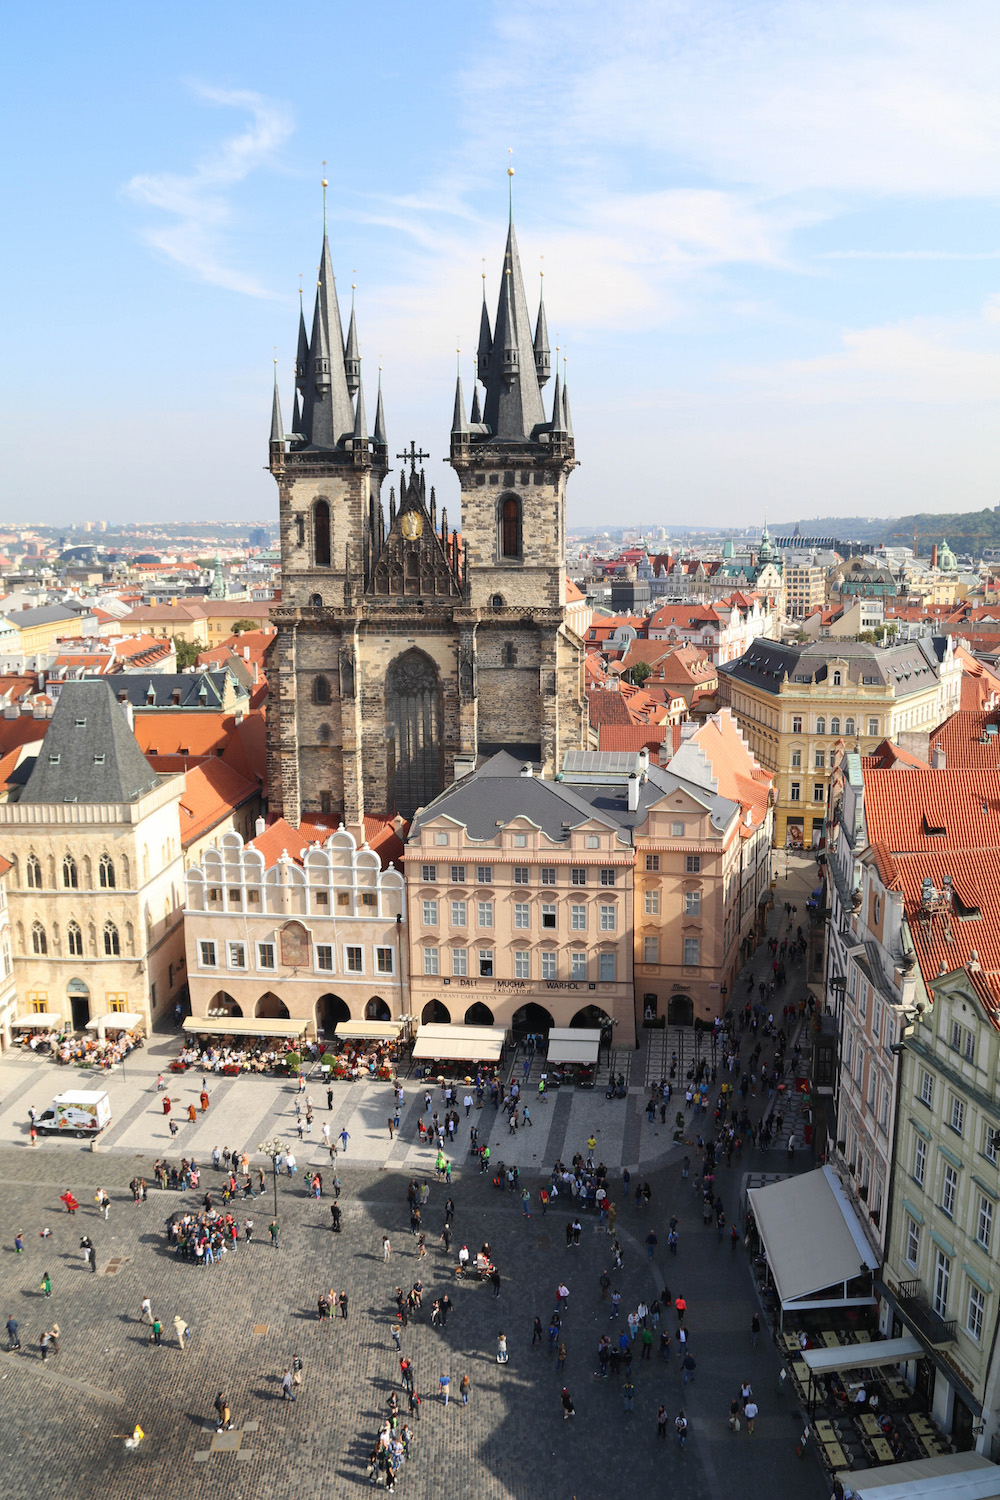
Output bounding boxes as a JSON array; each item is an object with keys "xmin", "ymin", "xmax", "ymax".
[{"xmin": 267, "ymin": 199, "xmax": 585, "ymax": 828}]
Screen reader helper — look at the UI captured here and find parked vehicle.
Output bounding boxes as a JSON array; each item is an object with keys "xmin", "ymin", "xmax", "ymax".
[{"xmin": 35, "ymin": 1090, "xmax": 111, "ymax": 1139}]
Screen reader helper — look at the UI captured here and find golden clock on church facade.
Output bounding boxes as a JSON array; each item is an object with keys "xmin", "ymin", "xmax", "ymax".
[{"xmin": 400, "ymin": 511, "xmax": 423, "ymax": 540}]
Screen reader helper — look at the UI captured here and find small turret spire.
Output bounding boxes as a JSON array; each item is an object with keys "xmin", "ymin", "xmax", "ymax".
[
  {"xmin": 470, "ymin": 382, "xmax": 483, "ymax": 424},
  {"xmin": 562, "ymin": 354, "xmax": 573, "ymax": 440},
  {"xmin": 373, "ymin": 364, "xmax": 387, "ymax": 450},
  {"xmin": 270, "ymin": 357, "xmax": 284, "ymax": 447},
  {"xmin": 451, "ymin": 347, "xmax": 470, "ymax": 439},
  {"xmin": 344, "ymin": 274, "xmax": 360, "ymax": 396},
  {"xmin": 352, "ymin": 375, "xmax": 369, "ymax": 449},
  {"xmin": 477, "ymin": 261, "xmax": 492, "ymax": 382},
  {"xmin": 550, "ymin": 362, "xmax": 565, "ymax": 437},
  {"xmin": 295, "ymin": 279, "xmax": 309, "ymax": 391},
  {"xmin": 534, "ymin": 260, "xmax": 550, "ymax": 387}
]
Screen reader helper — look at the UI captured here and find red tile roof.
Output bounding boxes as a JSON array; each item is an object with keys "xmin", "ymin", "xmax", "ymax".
[
  {"xmin": 588, "ymin": 690, "xmax": 636, "ymax": 728},
  {"xmin": 177, "ymin": 760, "xmax": 260, "ymax": 848},
  {"xmin": 598, "ymin": 724, "xmax": 668, "ymax": 755},
  {"xmin": 682, "ymin": 708, "xmax": 773, "ymax": 835},
  {"xmin": 247, "ymin": 814, "xmax": 406, "ymax": 871},
  {"xmin": 862, "ymin": 766, "xmax": 1000, "ymax": 853},
  {"xmin": 928, "ymin": 710, "xmax": 1000, "ymax": 770},
  {"xmin": 861, "ymin": 739, "xmax": 930, "ymax": 772},
  {"xmin": 884, "ymin": 848, "xmax": 1000, "ymax": 1010}
]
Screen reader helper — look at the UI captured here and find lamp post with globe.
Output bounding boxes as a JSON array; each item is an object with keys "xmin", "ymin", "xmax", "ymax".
[{"xmin": 257, "ymin": 1136, "xmax": 287, "ymax": 1226}]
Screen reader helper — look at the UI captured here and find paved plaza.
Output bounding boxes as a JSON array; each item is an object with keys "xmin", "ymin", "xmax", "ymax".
[{"xmin": 0, "ymin": 853, "xmax": 832, "ymax": 1500}]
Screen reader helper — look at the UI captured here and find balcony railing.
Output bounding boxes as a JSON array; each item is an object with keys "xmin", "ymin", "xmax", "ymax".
[{"xmin": 896, "ymin": 1279, "xmax": 958, "ymax": 1346}]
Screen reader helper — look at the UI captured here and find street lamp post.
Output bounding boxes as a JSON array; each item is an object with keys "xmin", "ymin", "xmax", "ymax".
[{"xmin": 257, "ymin": 1136, "xmax": 287, "ymax": 1227}]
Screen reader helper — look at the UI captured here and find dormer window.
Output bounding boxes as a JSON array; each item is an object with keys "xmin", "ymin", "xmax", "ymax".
[{"xmin": 832, "ymin": 671, "xmax": 842, "ymax": 686}]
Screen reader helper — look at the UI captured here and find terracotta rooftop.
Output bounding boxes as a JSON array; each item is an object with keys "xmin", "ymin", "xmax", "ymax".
[
  {"xmin": 178, "ymin": 760, "xmax": 259, "ymax": 848},
  {"xmin": 861, "ymin": 739, "xmax": 930, "ymax": 772},
  {"xmin": 862, "ymin": 766, "xmax": 1000, "ymax": 853},
  {"xmin": 588, "ymin": 690, "xmax": 638, "ymax": 729},
  {"xmin": 927, "ymin": 710, "xmax": 1000, "ymax": 771},
  {"xmin": 885, "ymin": 848, "xmax": 1000, "ymax": 1010},
  {"xmin": 681, "ymin": 708, "xmax": 772, "ymax": 835},
  {"xmin": 598, "ymin": 723, "xmax": 668, "ymax": 755},
  {"xmin": 247, "ymin": 814, "xmax": 406, "ymax": 872}
]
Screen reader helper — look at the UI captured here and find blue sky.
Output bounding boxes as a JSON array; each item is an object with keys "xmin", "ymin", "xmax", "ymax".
[{"xmin": 5, "ymin": 0, "xmax": 1000, "ymax": 532}]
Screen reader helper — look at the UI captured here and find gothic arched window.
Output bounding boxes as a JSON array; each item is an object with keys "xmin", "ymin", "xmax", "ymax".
[
  {"xmin": 491, "ymin": 594, "xmax": 504, "ymax": 611},
  {"xmin": 386, "ymin": 650, "xmax": 442, "ymax": 819},
  {"xmin": 67, "ymin": 921, "xmax": 83, "ymax": 957},
  {"xmin": 314, "ymin": 499, "xmax": 331, "ymax": 567},
  {"xmin": 314, "ymin": 675, "xmax": 330, "ymax": 705},
  {"xmin": 499, "ymin": 494, "xmax": 521, "ymax": 559},
  {"xmin": 62, "ymin": 855, "xmax": 78, "ymax": 889},
  {"xmin": 310, "ymin": 594, "xmax": 323, "ymax": 607},
  {"xmin": 26, "ymin": 855, "xmax": 41, "ymax": 890},
  {"xmin": 104, "ymin": 920, "xmax": 120, "ymax": 957},
  {"xmin": 502, "ymin": 642, "xmax": 517, "ymax": 667},
  {"xmin": 31, "ymin": 921, "xmax": 47, "ymax": 956},
  {"xmin": 99, "ymin": 854, "xmax": 115, "ymax": 889}
]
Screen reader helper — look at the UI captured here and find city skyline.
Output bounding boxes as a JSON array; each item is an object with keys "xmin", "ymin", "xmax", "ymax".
[{"xmin": 7, "ymin": 1, "xmax": 1000, "ymax": 527}]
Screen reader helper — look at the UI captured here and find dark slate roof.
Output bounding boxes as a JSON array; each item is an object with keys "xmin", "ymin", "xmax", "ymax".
[
  {"xmin": 20, "ymin": 680, "xmax": 161, "ymax": 804},
  {"xmin": 480, "ymin": 218, "xmax": 548, "ymax": 442},
  {"xmin": 3, "ymin": 603, "xmax": 82, "ymax": 628},
  {"xmin": 110, "ymin": 671, "xmax": 239, "ymax": 709},
  {"xmin": 719, "ymin": 635, "xmax": 945, "ymax": 698}
]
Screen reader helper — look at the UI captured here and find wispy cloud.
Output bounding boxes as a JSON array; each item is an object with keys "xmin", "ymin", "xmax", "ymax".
[{"xmin": 125, "ymin": 85, "xmax": 293, "ymax": 297}]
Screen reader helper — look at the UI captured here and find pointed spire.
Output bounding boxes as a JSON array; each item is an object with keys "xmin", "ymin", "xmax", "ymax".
[
  {"xmin": 477, "ymin": 266, "xmax": 493, "ymax": 382},
  {"xmin": 295, "ymin": 286, "xmax": 309, "ymax": 391},
  {"xmin": 429, "ymin": 486, "xmax": 437, "ymax": 533},
  {"xmin": 534, "ymin": 265, "xmax": 550, "ymax": 387},
  {"xmin": 562, "ymin": 362, "xmax": 573, "ymax": 441},
  {"xmin": 292, "ymin": 390, "xmax": 302, "ymax": 438},
  {"xmin": 389, "ymin": 486, "xmax": 397, "ymax": 526},
  {"xmin": 300, "ymin": 183, "xmax": 355, "ymax": 449},
  {"xmin": 352, "ymin": 377, "xmax": 368, "ymax": 449},
  {"xmin": 269, "ymin": 360, "xmax": 284, "ymax": 447},
  {"xmin": 470, "ymin": 383, "xmax": 483, "ymax": 425},
  {"xmin": 451, "ymin": 371, "xmax": 470, "ymax": 438},
  {"xmin": 550, "ymin": 364, "xmax": 565, "ymax": 437},
  {"xmin": 499, "ymin": 262, "xmax": 518, "ymax": 384},
  {"xmin": 374, "ymin": 366, "xmax": 387, "ymax": 451},
  {"xmin": 344, "ymin": 277, "xmax": 360, "ymax": 397},
  {"xmin": 480, "ymin": 192, "xmax": 547, "ymax": 440}
]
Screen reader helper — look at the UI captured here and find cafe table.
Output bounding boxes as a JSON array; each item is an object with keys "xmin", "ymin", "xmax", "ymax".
[
  {"xmin": 885, "ymin": 1378, "xmax": 910, "ymax": 1401},
  {"xmin": 815, "ymin": 1420, "xmax": 837, "ymax": 1444},
  {"xmin": 822, "ymin": 1330, "xmax": 841, "ymax": 1348},
  {"xmin": 872, "ymin": 1437, "xmax": 894, "ymax": 1463},
  {"xmin": 860, "ymin": 1413, "xmax": 883, "ymax": 1436},
  {"xmin": 855, "ymin": 1330, "xmax": 871, "ymax": 1343},
  {"xmin": 912, "ymin": 1414, "xmax": 936, "ymax": 1436},
  {"xmin": 823, "ymin": 1441, "xmax": 848, "ymax": 1470},
  {"xmin": 792, "ymin": 1360, "xmax": 811, "ymax": 1385}
]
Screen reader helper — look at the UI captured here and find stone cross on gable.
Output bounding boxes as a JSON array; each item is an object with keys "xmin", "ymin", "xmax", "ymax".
[{"xmin": 396, "ymin": 441, "xmax": 429, "ymax": 471}]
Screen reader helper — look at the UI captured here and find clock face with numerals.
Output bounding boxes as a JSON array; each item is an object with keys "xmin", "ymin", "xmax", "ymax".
[{"xmin": 400, "ymin": 511, "xmax": 424, "ymax": 541}]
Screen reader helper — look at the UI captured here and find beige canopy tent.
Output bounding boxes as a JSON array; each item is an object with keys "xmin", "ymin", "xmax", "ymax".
[
  {"xmin": 86, "ymin": 1012, "xmax": 145, "ymax": 1036},
  {"xmin": 333, "ymin": 1020, "xmax": 403, "ymax": 1042},
  {"xmin": 412, "ymin": 1023, "xmax": 507, "ymax": 1063},
  {"xmin": 13, "ymin": 1013, "xmax": 62, "ymax": 1028},
  {"xmin": 747, "ymin": 1166, "xmax": 879, "ymax": 1316},
  {"xmin": 183, "ymin": 1016, "xmax": 309, "ymax": 1039},
  {"xmin": 546, "ymin": 1028, "xmax": 601, "ymax": 1064},
  {"xmin": 835, "ymin": 1452, "xmax": 998, "ymax": 1499},
  {"xmin": 802, "ymin": 1335, "xmax": 922, "ymax": 1376}
]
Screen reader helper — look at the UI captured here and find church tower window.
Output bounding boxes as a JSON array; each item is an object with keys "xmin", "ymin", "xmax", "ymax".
[
  {"xmin": 314, "ymin": 499, "xmax": 331, "ymax": 567},
  {"xmin": 313, "ymin": 676, "xmax": 331, "ymax": 706},
  {"xmin": 499, "ymin": 494, "xmax": 521, "ymax": 559},
  {"xmin": 386, "ymin": 650, "xmax": 442, "ymax": 818}
]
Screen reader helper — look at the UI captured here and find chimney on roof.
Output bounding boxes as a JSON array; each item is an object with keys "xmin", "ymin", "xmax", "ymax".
[
  {"xmin": 638, "ymin": 747, "xmax": 649, "ymax": 778},
  {"xmin": 627, "ymin": 772, "xmax": 640, "ymax": 812},
  {"xmin": 931, "ymin": 745, "xmax": 946, "ymax": 770},
  {"xmin": 255, "ymin": 816, "xmax": 266, "ymax": 836},
  {"xmin": 520, "ymin": 764, "xmax": 533, "ymax": 778}
]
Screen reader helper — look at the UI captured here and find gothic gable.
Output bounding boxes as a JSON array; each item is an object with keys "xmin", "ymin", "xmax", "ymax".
[{"xmin": 367, "ymin": 466, "xmax": 463, "ymax": 599}]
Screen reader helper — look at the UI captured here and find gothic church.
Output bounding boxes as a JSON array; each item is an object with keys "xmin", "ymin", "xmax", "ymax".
[{"xmin": 267, "ymin": 202, "xmax": 585, "ymax": 827}]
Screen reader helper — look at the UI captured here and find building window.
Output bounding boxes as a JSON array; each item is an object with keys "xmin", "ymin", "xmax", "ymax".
[
  {"xmin": 99, "ymin": 854, "xmax": 115, "ymax": 889},
  {"xmin": 815, "ymin": 750, "xmax": 825, "ymax": 769},
  {"xmin": 477, "ymin": 866, "xmax": 493, "ymax": 884},
  {"xmin": 832, "ymin": 671, "xmax": 842, "ymax": 686},
  {"xmin": 420, "ymin": 864, "xmax": 437, "ymax": 883},
  {"xmin": 513, "ymin": 866, "xmax": 529, "ymax": 884},
  {"xmin": 791, "ymin": 749, "xmax": 802, "ymax": 768},
  {"xmin": 977, "ymin": 1194, "xmax": 994, "ymax": 1251},
  {"xmin": 599, "ymin": 952, "xmax": 616, "ymax": 982},
  {"xmin": 500, "ymin": 494, "xmax": 521, "ymax": 558},
  {"xmin": 685, "ymin": 855, "xmax": 701, "ymax": 874},
  {"xmin": 950, "ymin": 1096, "xmax": 965, "ymax": 1135},
  {"xmin": 830, "ymin": 717, "xmax": 840, "ymax": 735},
  {"xmin": 985, "ymin": 1125, "xmax": 1000, "ymax": 1165},
  {"xmin": 933, "ymin": 1250, "xmax": 950, "ymax": 1317},
  {"xmin": 478, "ymin": 901, "xmax": 494, "ymax": 928},
  {"xmin": 199, "ymin": 939, "xmax": 217, "ymax": 968},
  {"xmin": 942, "ymin": 1164, "xmax": 958, "ymax": 1218},
  {"xmin": 514, "ymin": 950, "xmax": 530, "ymax": 979},
  {"xmin": 816, "ymin": 717, "xmax": 826, "ymax": 734},
  {"xmin": 792, "ymin": 716, "xmax": 802, "ymax": 733},
  {"xmin": 644, "ymin": 936, "xmax": 659, "ymax": 964},
  {"xmin": 541, "ymin": 867, "xmax": 556, "ymax": 886},
  {"xmin": 258, "ymin": 943, "xmax": 275, "ymax": 970},
  {"xmin": 683, "ymin": 936, "xmax": 700, "ymax": 966},
  {"xmin": 316, "ymin": 945, "xmax": 334, "ymax": 971},
  {"xmin": 435, "ymin": 832, "xmax": 449, "ymax": 847},
  {"xmin": 684, "ymin": 890, "xmax": 700, "ymax": 916},
  {"xmin": 967, "ymin": 1284, "xmax": 986, "ymax": 1343},
  {"xmin": 919, "ymin": 1070, "xmax": 934, "ymax": 1107},
  {"xmin": 541, "ymin": 904, "xmax": 557, "ymax": 930},
  {"xmin": 645, "ymin": 889, "xmax": 661, "ymax": 916},
  {"xmin": 451, "ymin": 947, "xmax": 468, "ymax": 976},
  {"xmin": 26, "ymin": 854, "xmax": 42, "ymax": 889},
  {"xmin": 644, "ymin": 855, "xmax": 660, "ymax": 872},
  {"xmin": 541, "ymin": 951, "xmax": 557, "ymax": 980},
  {"xmin": 790, "ymin": 782, "xmax": 801, "ymax": 802},
  {"xmin": 671, "ymin": 821, "xmax": 685, "ymax": 836},
  {"xmin": 376, "ymin": 948, "xmax": 394, "ymax": 975},
  {"xmin": 571, "ymin": 904, "xmax": 587, "ymax": 931},
  {"xmin": 314, "ymin": 499, "xmax": 331, "ymax": 566},
  {"xmin": 449, "ymin": 865, "xmax": 466, "ymax": 884},
  {"xmin": 905, "ymin": 1217, "xmax": 920, "ymax": 1268},
  {"xmin": 345, "ymin": 947, "xmax": 363, "ymax": 973},
  {"xmin": 868, "ymin": 718, "xmax": 879, "ymax": 736},
  {"xmin": 451, "ymin": 901, "xmax": 467, "ymax": 927},
  {"xmin": 571, "ymin": 951, "xmax": 587, "ymax": 979},
  {"xmin": 586, "ymin": 835, "xmax": 600, "ymax": 849},
  {"xmin": 502, "ymin": 642, "xmax": 517, "ymax": 667},
  {"xmin": 572, "ymin": 867, "xmax": 587, "ymax": 884},
  {"xmin": 599, "ymin": 904, "xmax": 617, "ymax": 932},
  {"xmin": 313, "ymin": 675, "xmax": 330, "ymax": 705},
  {"xmin": 513, "ymin": 903, "xmax": 530, "ymax": 929},
  {"xmin": 423, "ymin": 947, "xmax": 439, "ymax": 976},
  {"xmin": 62, "ymin": 856, "xmax": 78, "ymax": 889},
  {"xmin": 422, "ymin": 900, "xmax": 438, "ymax": 926},
  {"xmin": 512, "ymin": 833, "xmax": 527, "ymax": 848},
  {"xmin": 844, "ymin": 717, "xmax": 855, "ymax": 736},
  {"xmin": 478, "ymin": 949, "xmax": 494, "ymax": 977},
  {"xmin": 104, "ymin": 921, "xmax": 120, "ymax": 957},
  {"xmin": 813, "ymin": 784, "xmax": 824, "ymax": 803},
  {"xmin": 227, "ymin": 941, "xmax": 246, "ymax": 969},
  {"xmin": 600, "ymin": 868, "xmax": 616, "ymax": 887}
]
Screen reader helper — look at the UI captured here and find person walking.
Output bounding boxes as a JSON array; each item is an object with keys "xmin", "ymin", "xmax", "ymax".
[
  {"xmin": 561, "ymin": 1387, "xmax": 575, "ymax": 1420},
  {"xmin": 640, "ymin": 1326, "xmax": 654, "ymax": 1360},
  {"xmin": 556, "ymin": 1340, "xmax": 567, "ymax": 1372},
  {"xmin": 6, "ymin": 1315, "xmax": 20, "ymax": 1351},
  {"xmin": 96, "ymin": 1189, "xmax": 110, "ymax": 1220},
  {"xmin": 656, "ymin": 1404, "xmax": 668, "ymax": 1439},
  {"xmin": 382, "ymin": 1234, "xmax": 391, "ymax": 1262},
  {"xmin": 214, "ymin": 1392, "xmax": 233, "ymax": 1431},
  {"xmin": 675, "ymin": 1410, "xmax": 688, "ymax": 1448},
  {"xmin": 622, "ymin": 1374, "xmax": 635, "ymax": 1413},
  {"xmin": 521, "ymin": 1188, "xmax": 531, "ymax": 1219},
  {"xmin": 439, "ymin": 1372, "xmax": 451, "ymax": 1406},
  {"xmin": 339, "ymin": 1128, "xmax": 350, "ymax": 1152},
  {"xmin": 269, "ymin": 1219, "xmax": 279, "ymax": 1250},
  {"xmin": 140, "ymin": 1296, "xmax": 154, "ymax": 1325},
  {"xmin": 173, "ymin": 1315, "xmax": 188, "ymax": 1350},
  {"xmin": 645, "ymin": 1229, "xmax": 658, "ymax": 1259},
  {"xmin": 281, "ymin": 1368, "xmax": 297, "ymax": 1401},
  {"xmin": 744, "ymin": 1398, "xmax": 759, "ymax": 1434},
  {"xmin": 459, "ymin": 1373, "xmax": 471, "ymax": 1406},
  {"xmin": 682, "ymin": 1352, "xmax": 697, "ymax": 1384},
  {"xmin": 151, "ymin": 1318, "xmax": 163, "ymax": 1346},
  {"xmin": 750, "ymin": 1313, "xmax": 760, "ymax": 1348},
  {"xmin": 200, "ymin": 1089, "xmax": 209, "ymax": 1113},
  {"xmin": 40, "ymin": 1272, "xmax": 51, "ymax": 1298}
]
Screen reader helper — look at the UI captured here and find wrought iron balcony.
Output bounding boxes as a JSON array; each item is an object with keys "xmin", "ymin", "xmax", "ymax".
[{"xmin": 896, "ymin": 1279, "xmax": 957, "ymax": 1347}]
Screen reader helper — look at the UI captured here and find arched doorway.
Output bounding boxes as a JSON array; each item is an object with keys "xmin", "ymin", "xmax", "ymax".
[
  {"xmin": 208, "ymin": 990, "xmax": 243, "ymax": 1019},
  {"xmin": 464, "ymin": 1001, "xmax": 494, "ymax": 1026},
  {"xmin": 511, "ymin": 1002, "xmax": 554, "ymax": 1039},
  {"xmin": 365, "ymin": 997, "xmax": 390, "ymax": 1022},
  {"xmin": 317, "ymin": 994, "xmax": 350, "ymax": 1035},
  {"xmin": 256, "ymin": 992, "xmax": 290, "ymax": 1020},
  {"xmin": 421, "ymin": 999, "xmax": 450, "ymax": 1024},
  {"xmin": 668, "ymin": 995, "xmax": 694, "ymax": 1026},
  {"xmin": 386, "ymin": 650, "xmax": 442, "ymax": 818},
  {"xmin": 570, "ymin": 1004, "xmax": 608, "ymax": 1030},
  {"xmin": 67, "ymin": 978, "xmax": 90, "ymax": 1033}
]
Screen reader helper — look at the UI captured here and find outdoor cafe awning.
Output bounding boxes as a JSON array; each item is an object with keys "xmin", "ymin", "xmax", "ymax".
[
  {"xmin": 333, "ymin": 1020, "xmax": 403, "ymax": 1042},
  {"xmin": 747, "ymin": 1166, "xmax": 879, "ymax": 1308},
  {"xmin": 183, "ymin": 1016, "xmax": 308, "ymax": 1039},
  {"xmin": 13, "ymin": 1013, "xmax": 62, "ymax": 1028},
  {"xmin": 803, "ymin": 1335, "xmax": 923, "ymax": 1376},
  {"xmin": 412, "ymin": 1023, "xmax": 507, "ymax": 1063},
  {"xmin": 546, "ymin": 1028, "xmax": 601, "ymax": 1064},
  {"xmin": 835, "ymin": 1452, "xmax": 1000, "ymax": 1500},
  {"xmin": 86, "ymin": 1012, "xmax": 144, "ymax": 1032}
]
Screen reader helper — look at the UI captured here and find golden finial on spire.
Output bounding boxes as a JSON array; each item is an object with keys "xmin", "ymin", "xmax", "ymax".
[
  {"xmin": 507, "ymin": 146, "xmax": 514, "ymax": 177},
  {"xmin": 321, "ymin": 161, "xmax": 328, "ymax": 233}
]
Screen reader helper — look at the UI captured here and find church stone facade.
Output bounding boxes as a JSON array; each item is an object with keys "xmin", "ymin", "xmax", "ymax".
[{"xmin": 267, "ymin": 206, "xmax": 585, "ymax": 828}]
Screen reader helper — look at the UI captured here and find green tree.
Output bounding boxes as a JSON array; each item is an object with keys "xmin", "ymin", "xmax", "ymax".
[
  {"xmin": 174, "ymin": 637, "xmax": 201, "ymax": 670},
  {"xmin": 630, "ymin": 661, "xmax": 652, "ymax": 687},
  {"xmin": 230, "ymin": 618, "xmax": 259, "ymax": 635}
]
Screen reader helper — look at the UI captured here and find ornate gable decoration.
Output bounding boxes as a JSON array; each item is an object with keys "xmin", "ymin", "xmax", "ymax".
[{"xmin": 367, "ymin": 465, "xmax": 463, "ymax": 599}]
